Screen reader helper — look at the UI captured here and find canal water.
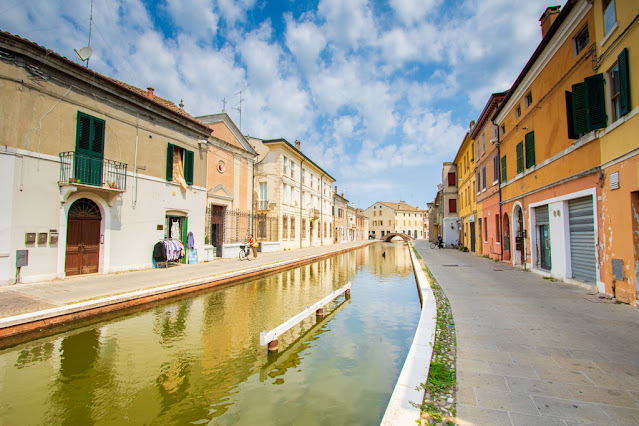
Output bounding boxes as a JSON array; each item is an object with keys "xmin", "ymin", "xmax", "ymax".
[{"xmin": 0, "ymin": 242, "xmax": 421, "ymax": 425}]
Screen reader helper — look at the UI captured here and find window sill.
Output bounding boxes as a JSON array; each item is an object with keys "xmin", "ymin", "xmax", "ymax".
[{"xmin": 600, "ymin": 21, "xmax": 619, "ymax": 47}]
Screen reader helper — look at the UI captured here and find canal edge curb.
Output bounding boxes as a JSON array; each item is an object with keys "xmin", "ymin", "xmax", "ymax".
[
  {"xmin": 0, "ymin": 242, "xmax": 374, "ymax": 341},
  {"xmin": 382, "ymin": 242, "xmax": 437, "ymax": 425}
]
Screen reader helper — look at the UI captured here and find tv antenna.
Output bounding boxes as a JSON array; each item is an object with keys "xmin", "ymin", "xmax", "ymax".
[
  {"xmin": 233, "ymin": 90, "xmax": 245, "ymax": 131},
  {"xmin": 74, "ymin": 0, "xmax": 94, "ymax": 68}
]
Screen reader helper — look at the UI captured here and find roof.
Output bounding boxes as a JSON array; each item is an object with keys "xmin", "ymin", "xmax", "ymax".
[
  {"xmin": 196, "ymin": 112, "xmax": 258, "ymax": 156},
  {"xmin": 262, "ymin": 138, "xmax": 335, "ymax": 181},
  {"xmin": 0, "ymin": 31, "xmax": 211, "ymax": 134},
  {"xmin": 376, "ymin": 201, "xmax": 423, "ymax": 212},
  {"xmin": 470, "ymin": 91, "xmax": 507, "ymax": 139},
  {"xmin": 491, "ymin": 0, "xmax": 577, "ymax": 121}
]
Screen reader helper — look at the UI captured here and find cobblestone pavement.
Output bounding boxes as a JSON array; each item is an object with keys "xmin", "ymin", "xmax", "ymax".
[
  {"xmin": 413, "ymin": 241, "xmax": 639, "ymax": 426},
  {"xmin": 0, "ymin": 241, "xmax": 369, "ymax": 327}
]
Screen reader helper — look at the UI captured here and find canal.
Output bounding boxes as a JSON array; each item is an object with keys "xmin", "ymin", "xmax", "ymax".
[{"xmin": 0, "ymin": 242, "xmax": 421, "ymax": 425}]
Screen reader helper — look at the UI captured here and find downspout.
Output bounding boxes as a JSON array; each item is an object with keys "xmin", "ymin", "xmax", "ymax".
[
  {"xmin": 495, "ymin": 118, "xmax": 503, "ymax": 262},
  {"xmin": 300, "ymin": 159, "xmax": 305, "ymax": 249},
  {"xmin": 133, "ymin": 115, "xmax": 139, "ymax": 208}
]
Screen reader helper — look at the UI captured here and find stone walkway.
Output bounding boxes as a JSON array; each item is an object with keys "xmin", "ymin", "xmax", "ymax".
[
  {"xmin": 0, "ymin": 241, "xmax": 369, "ymax": 333},
  {"xmin": 413, "ymin": 241, "xmax": 639, "ymax": 426}
]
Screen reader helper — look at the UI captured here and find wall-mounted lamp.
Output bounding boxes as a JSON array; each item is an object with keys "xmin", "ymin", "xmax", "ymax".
[{"xmin": 522, "ymin": 126, "xmax": 528, "ymax": 130}]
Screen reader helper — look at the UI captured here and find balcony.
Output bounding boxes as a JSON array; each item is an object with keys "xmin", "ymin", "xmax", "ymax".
[
  {"xmin": 257, "ymin": 200, "xmax": 270, "ymax": 211},
  {"xmin": 310, "ymin": 208, "xmax": 320, "ymax": 220},
  {"xmin": 59, "ymin": 151, "xmax": 127, "ymax": 205}
]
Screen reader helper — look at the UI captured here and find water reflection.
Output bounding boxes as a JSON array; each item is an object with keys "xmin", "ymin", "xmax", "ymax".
[{"xmin": 0, "ymin": 243, "xmax": 419, "ymax": 425}]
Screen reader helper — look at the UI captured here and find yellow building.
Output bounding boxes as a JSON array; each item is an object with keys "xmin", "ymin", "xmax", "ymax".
[
  {"xmin": 453, "ymin": 124, "xmax": 477, "ymax": 251},
  {"xmin": 493, "ymin": 1, "xmax": 602, "ymax": 288},
  {"xmin": 592, "ymin": 0, "xmax": 639, "ymax": 304}
]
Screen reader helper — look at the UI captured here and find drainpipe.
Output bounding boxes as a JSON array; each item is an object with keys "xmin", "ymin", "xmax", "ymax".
[
  {"xmin": 300, "ymin": 159, "xmax": 305, "ymax": 249},
  {"xmin": 320, "ymin": 173, "xmax": 326, "ymax": 246},
  {"xmin": 495, "ymin": 118, "xmax": 503, "ymax": 262}
]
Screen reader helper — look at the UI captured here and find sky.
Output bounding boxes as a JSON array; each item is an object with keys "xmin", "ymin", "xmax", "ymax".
[{"xmin": 0, "ymin": 0, "xmax": 552, "ymax": 210}]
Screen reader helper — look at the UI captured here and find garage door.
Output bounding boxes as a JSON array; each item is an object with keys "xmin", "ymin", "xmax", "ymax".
[{"xmin": 569, "ymin": 196, "xmax": 596, "ymax": 284}]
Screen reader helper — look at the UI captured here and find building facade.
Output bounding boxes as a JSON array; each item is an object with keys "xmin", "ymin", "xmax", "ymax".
[
  {"xmin": 440, "ymin": 163, "xmax": 459, "ymax": 246},
  {"xmin": 0, "ymin": 32, "xmax": 211, "ymax": 284},
  {"xmin": 494, "ymin": 1, "xmax": 602, "ymax": 290},
  {"xmin": 333, "ymin": 191, "xmax": 349, "ymax": 243},
  {"xmin": 453, "ymin": 125, "xmax": 477, "ymax": 252},
  {"xmin": 250, "ymin": 138, "xmax": 335, "ymax": 250},
  {"xmin": 364, "ymin": 201, "xmax": 424, "ymax": 239}
]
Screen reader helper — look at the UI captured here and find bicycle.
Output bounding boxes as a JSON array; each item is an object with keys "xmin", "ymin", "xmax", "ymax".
[
  {"xmin": 430, "ymin": 240, "xmax": 443, "ymax": 249},
  {"xmin": 238, "ymin": 244, "xmax": 252, "ymax": 261}
]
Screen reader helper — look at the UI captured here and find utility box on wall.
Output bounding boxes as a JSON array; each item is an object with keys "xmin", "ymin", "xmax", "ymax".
[{"xmin": 16, "ymin": 250, "xmax": 28, "ymax": 268}]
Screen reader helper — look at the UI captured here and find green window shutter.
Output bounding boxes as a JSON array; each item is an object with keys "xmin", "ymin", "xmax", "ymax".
[
  {"xmin": 516, "ymin": 142, "xmax": 524, "ymax": 174},
  {"xmin": 184, "ymin": 149, "xmax": 194, "ymax": 185},
  {"xmin": 91, "ymin": 117, "xmax": 105, "ymax": 155},
  {"xmin": 618, "ymin": 48, "xmax": 630, "ymax": 116},
  {"xmin": 585, "ymin": 73, "xmax": 606, "ymax": 130},
  {"xmin": 565, "ymin": 91, "xmax": 578, "ymax": 139},
  {"xmin": 572, "ymin": 82, "xmax": 588, "ymax": 135},
  {"xmin": 76, "ymin": 112, "xmax": 92, "ymax": 153},
  {"xmin": 166, "ymin": 143, "xmax": 174, "ymax": 181},
  {"xmin": 501, "ymin": 156, "xmax": 507, "ymax": 183},
  {"xmin": 525, "ymin": 131, "xmax": 535, "ymax": 168}
]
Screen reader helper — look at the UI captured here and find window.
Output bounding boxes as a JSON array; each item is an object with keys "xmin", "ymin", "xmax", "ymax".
[
  {"xmin": 448, "ymin": 172, "xmax": 456, "ymax": 186},
  {"xmin": 482, "ymin": 166, "xmax": 486, "ymax": 190},
  {"xmin": 283, "ymin": 156, "xmax": 288, "ymax": 174},
  {"xmin": 516, "ymin": 142, "xmax": 524, "ymax": 174},
  {"xmin": 603, "ymin": 0, "xmax": 616, "ymax": 35},
  {"xmin": 493, "ymin": 124, "xmax": 498, "ymax": 140},
  {"xmin": 290, "ymin": 161, "xmax": 294, "ymax": 178},
  {"xmin": 493, "ymin": 154, "xmax": 499, "ymax": 183},
  {"xmin": 388, "ymin": 220, "xmax": 391, "ymax": 226},
  {"xmin": 448, "ymin": 198, "xmax": 457, "ymax": 213},
  {"xmin": 501, "ymin": 156, "xmax": 507, "ymax": 183},
  {"xmin": 569, "ymin": 74, "xmax": 606, "ymax": 136},
  {"xmin": 515, "ymin": 105, "xmax": 521, "ymax": 119},
  {"xmin": 291, "ymin": 217, "xmax": 295, "ymax": 238},
  {"xmin": 525, "ymin": 131, "xmax": 535, "ymax": 169},
  {"xmin": 481, "ymin": 135, "xmax": 485, "ymax": 153},
  {"xmin": 476, "ymin": 140, "xmax": 480, "ymax": 160},
  {"xmin": 500, "ymin": 125, "xmax": 505, "ymax": 137},
  {"xmin": 283, "ymin": 214, "xmax": 288, "ymax": 239},
  {"xmin": 495, "ymin": 215, "xmax": 501, "ymax": 243},
  {"xmin": 75, "ymin": 111, "xmax": 106, "ymax": 186},
  {"xmin": 477, "ymin": 172, "xmax": 481, "ymax": 193},
  {"xmin": 525, "ymin": 91, "xmax": 533, "ymax": 108},
  {"xmin": 573, "ymin": 25, "xmax": 589, "ymax": 56},
  {"xmin": 484, "ymin": 217, "xmax": 488, "ymax": 241},
  {"xmin": 609, "ymin": 48, "xmax": 631, "ymax": 122},
  {"xmin": 166, "ymin": 143, "xmax": 194, "ymax": 186},
  {"xmin": 302, "ymin": 219, "xmax": 306, "ymax": 239}
]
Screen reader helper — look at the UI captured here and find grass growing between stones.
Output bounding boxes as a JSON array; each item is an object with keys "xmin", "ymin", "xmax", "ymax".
[{"xmin": 412, "ymin": 247, "xmax": 457, "ymax": 425}]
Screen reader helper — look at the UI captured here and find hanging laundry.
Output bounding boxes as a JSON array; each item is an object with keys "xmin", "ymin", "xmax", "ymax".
[
  {"xmin": 171, "ymin": 219, "xmax": 181, "ymax": 240},
  {"xmin": 187, "ymin": 231, "xmax": 194, "ymax": 249}
]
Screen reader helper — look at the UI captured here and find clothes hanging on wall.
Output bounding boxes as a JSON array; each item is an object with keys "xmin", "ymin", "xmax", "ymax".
[
  {"xmin": 153, "ymin": 240, "xmax": 185, "ymax": 264},
  {"xmin": 170, "ymin": 219, "xmax": 181, "ymax": 240},
  {"xmin": 187, "ymin": 231, "xmax": 194, "ymax": 249}
]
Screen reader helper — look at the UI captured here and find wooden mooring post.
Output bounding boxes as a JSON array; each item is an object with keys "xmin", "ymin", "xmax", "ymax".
[{"xmin": 259, "ymin": 282, "xmax": 352, "ymax": 352}]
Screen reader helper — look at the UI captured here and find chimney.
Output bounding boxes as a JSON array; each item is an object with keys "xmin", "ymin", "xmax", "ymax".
[
  {"xmin": 147, "ymin": 87, "xmax": 154, "ymax": 100},
  {"xmin": 295, "ymin": 140, "xmax": 301, "ymax": 150},
  {"xmin": 539, "ymin": 6, "xmax": 561, "ymax": 39}
]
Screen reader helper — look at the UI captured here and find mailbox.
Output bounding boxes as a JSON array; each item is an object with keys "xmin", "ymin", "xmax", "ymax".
[
  {"xmin": 38, "ymin": 233, "xmax": 48, "ymax": 244},
  {"xmin": 25, "ymin": 233, "xmax": 36, "ymax": 244},
  {"xmin": 49, "ymin": 230, "xmax": 59, "ymax": 244},
  {"xmin": 16, "ymin": 250, "xmax": 28, "ymax": 267},
  {"xmin": 515, "ymin": 236, "xmax": 523, "ymax": 251}
]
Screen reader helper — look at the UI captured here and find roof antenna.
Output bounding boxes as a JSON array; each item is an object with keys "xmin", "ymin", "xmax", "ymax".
[{"xmin": 74, "ymin": 0, "xmax": 94, "ymax": 68}]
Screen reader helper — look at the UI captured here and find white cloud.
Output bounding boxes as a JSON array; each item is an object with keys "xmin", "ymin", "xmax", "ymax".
[
  {"xmin": 317, "ymin": 0, "xmax": 376, "ymax": 51},
  {"xmin": 389, "ymin": 0, "xmax": 442, "ymax": 26},
  {"xmin": 284, "ymin": 14, "xmax": 326, "ymax": 74},
  {"xmin": 164, "ymin": 0, "xmax": 219, "ymax": 39}
]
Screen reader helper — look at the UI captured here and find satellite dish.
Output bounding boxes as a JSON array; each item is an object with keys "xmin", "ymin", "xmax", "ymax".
[{"xmin": 74, "ymin": 46, "xmax": 93, "ymax": 62}]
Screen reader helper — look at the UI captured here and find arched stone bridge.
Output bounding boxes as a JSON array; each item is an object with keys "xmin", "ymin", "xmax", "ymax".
[{"xmin": 379, "ymin": 233, "xmax": 415, "ymax": 242}]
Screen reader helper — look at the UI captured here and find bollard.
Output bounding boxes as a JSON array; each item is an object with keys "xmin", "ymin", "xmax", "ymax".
[
  {"xmin": 268, "ymin": 339, "xmax": 279, "ymax": 352},
  {"xmin": 316, "ymin": 307, "xmax": 324, "ymax": 317},
  {"xmin": 345, "ymin": 288, "xmax": 351, "ymax": 299}
]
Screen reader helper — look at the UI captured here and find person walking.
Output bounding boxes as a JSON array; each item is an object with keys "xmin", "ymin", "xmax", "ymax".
[{"xmin": 248, "ymin": 234, "xmax": 258, "ymax": 259}]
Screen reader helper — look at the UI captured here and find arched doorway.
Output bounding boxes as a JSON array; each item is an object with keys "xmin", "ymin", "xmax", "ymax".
[
  {"xmin": 513, "ymin": 205, "xmax": 524, "ymax": 266},
  {"xmin": 65, "ymin": 198, "xmax": 101, "ymax": 276},
  {"xmin": 502, "ymin": 213, "xmax": 511, "ymax": 261}
]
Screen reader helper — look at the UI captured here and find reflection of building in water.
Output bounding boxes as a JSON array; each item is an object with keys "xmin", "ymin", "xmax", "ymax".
[{"xmin": 366, "ymin": 242, "xmax": 412, "ymax": 278}]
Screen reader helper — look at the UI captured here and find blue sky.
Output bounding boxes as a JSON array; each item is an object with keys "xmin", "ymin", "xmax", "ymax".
[{"xmin": 0, "ymin": 0, "xmax": 551, "ymax": 210}]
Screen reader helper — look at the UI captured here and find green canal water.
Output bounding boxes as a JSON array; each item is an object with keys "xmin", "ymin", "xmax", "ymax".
[{"xmin": 0, "ymin": 243, "xmax": 421, "ymax": 425}]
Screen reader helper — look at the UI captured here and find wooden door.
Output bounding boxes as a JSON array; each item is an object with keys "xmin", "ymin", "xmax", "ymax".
[{"xmin": 65, "ymin": 199, "xmax": 101, "ymax": 276}]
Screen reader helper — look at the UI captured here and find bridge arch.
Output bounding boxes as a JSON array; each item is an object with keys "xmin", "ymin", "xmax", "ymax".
[{"xmin": 380, "ymin": 233, "xmax": 415, "ymax": 242}]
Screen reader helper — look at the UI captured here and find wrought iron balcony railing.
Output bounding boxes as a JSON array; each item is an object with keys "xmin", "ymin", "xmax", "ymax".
[
  {"xmin": 59, "ymin": 151, "xmax": 127, "ymax": 190},
  {"xmin": 257, "ymin": 200, "xmax": 270, "ymax": 210}
]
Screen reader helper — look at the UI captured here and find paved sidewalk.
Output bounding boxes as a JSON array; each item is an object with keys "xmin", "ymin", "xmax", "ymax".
[
  {"xmin": 413, "ymin": 241, "xmax": 639, "ymax": 426},
  {"xmin": 0, "ymin": 241, "xmax": 369, "ymax": 333}
]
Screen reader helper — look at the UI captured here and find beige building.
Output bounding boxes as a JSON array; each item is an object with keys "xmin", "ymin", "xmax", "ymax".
[
  {"xmin": 196, "ymin": 113, "xmax": 257, "ymax": 258},
  {"xmin": 364, "ymin": 201, "xmax": 425, "ymax": 239},
  {"xmin": 440, "ymin": 163, "xmax": 459, "ymax": 245},
  {"xmin": 249, "ymin": 138, "xmax": 335, "ymax": 250},
  {"xmin": 0, "ymin": 32, "xmax": 212, "ymax": 284},
  {"xmin": 333, "ymin": 190, "xmax": 349, "ymax": 243}
]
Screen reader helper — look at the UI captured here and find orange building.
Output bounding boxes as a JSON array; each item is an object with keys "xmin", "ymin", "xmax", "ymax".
[
  {"xmin": 472, "ymin": 92, "xmax": 506, "ymax": 260},
  {"xmin": 493, "ymin": 1, "xmax": 603, "ymax": 290}
]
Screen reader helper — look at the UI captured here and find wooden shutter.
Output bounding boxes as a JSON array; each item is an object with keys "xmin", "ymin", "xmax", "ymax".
[
  {"xmin": 76, "ymin": 112, "xmax": 92, "ymax": 152},
  {"xmin": 618, "ymin": 48, "xmax": 630, "ymax": 116},
  {"xmin": 166, "ymin": 143, "xmax": 174, "ymax": 181},
  {"xmin": 565, "ymin": 91, "xmax": 578, "ymax": 139},
  {"xmin": 449, "ymin": 198, "xmax": 457, "ymax": 213},
  {"xmin": 572, "ymin": 82, "xmax": 588, "ymax": 135},
  {"xmin": 448, "ymin": 172, "xmax": 456, "ymax": 186},
  {"xmin": 516, "ymin": 142, "xmax": 524, "ymax": 174},
  {"xmin": 184, "ymin": 149, "xmax": 194, "ymax": 185},
  {"xmin": 482, "ymin": 166, "xmax": 486, "ymax": 189},
  {"xmin": 501, "ymin": 156, "xmax": 507, "ymax": 183},
  {"xmin": 91, "ymin": 117, "xmax": 105, "ymax": 155},
  {"xmin": 585, "ymin": 73, "xmax": 606, "ymax": 130},
  {"xmin": 525, "ymin": 131, "xmax": 535, "ymax": 168}
]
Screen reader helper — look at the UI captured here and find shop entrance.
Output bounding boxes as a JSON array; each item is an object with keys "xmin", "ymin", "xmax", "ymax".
[{"xmin": 65, "ymin": 198, "xmax": 101, "ymax": 276}]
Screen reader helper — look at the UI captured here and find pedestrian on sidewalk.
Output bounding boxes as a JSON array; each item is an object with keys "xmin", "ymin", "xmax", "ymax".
[
  {"xmin": 248, "ymin": 234, "xmax": 258, "ymax": 259},
  {"xmin": 437, "ymin": 235, "xmax": 443, "ymax": 249}
]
